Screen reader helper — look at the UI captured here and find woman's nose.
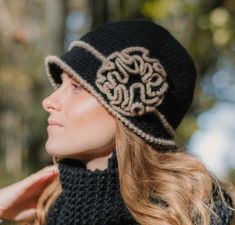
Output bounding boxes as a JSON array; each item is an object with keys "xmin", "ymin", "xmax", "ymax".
[{"xmin": 42, "ymin": 92, "xmax": 62, "ymax": 112}]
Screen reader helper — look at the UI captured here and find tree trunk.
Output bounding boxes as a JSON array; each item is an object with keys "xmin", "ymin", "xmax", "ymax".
[{"xmin": 44, "ymin": 0, "xmax": 68, "ymax": 55}]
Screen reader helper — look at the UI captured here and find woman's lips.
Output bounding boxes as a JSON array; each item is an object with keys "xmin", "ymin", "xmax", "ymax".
[{"xmin": 47, "ymin": 120, "xmax": 63, "ymax": 130}]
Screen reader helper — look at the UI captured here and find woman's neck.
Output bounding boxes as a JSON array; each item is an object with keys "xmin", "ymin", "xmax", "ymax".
[{"xmin": 85, "ymin": 150, "xmax": 114, "ymax": 171}]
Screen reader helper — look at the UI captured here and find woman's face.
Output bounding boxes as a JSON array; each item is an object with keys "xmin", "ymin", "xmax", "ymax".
[{"xmin": 42, "ymin": 72, "xmax": 116, "ymax": 162}]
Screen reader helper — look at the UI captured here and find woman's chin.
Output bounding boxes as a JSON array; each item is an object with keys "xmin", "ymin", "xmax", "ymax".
[{"xmin": 45, "ymin": 141, "xmax": 64, "ymax": 157}]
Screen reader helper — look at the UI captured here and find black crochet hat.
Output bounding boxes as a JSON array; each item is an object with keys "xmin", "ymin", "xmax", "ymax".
[{"xmin": 45, "ymin": 19, "xmax": 197, "ymax": 152}]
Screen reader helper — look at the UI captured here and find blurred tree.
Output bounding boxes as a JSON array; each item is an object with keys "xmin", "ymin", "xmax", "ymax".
[
  {"xmin": 44, "ymin": 0, "xmax": 68, "ymax": 55},
  {"xmin": 89, "ymin": 0, "xmax": 145, "ymax": 28},
  {"xmin": 0, "ymin": 0, "xmax": 68, "ymax": 186}
]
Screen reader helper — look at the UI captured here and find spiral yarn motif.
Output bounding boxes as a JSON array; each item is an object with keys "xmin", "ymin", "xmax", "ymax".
[{"xmin": 96, "ymin": 47, "xmax": 169, "ymax": 116}]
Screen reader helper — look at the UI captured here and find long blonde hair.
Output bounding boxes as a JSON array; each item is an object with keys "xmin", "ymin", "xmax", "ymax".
[{"xmin": 20, "ymin": 118, "xmax": 235, "ymax": 225}]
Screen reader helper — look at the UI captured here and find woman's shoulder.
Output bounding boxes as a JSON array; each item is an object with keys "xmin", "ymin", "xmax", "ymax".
[{"xmin": 210, "ymin": 178, "xmax": 234, "ymax": 225}]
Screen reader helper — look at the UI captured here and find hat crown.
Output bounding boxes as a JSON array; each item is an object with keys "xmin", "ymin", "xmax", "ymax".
[{"xmin": 79, "ymin": 20, "xmax": 197, "ymax": 128}]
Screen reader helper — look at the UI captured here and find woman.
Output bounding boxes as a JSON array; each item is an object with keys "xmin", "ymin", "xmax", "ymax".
[{"xmin": 0, "ymin": 19, "xmax": 234, "ymax": 225}]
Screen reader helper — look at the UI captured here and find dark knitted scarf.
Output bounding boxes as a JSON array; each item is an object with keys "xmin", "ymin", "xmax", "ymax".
[
  {"xmin": 45, "ymin": 150, "xmax": 138, "ymax": 225},
  {"xmin": 45, "ymin": 150, "xmax": 234, "ymax": 225}
]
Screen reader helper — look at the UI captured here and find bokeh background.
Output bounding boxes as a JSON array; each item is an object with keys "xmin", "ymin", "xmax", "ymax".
[{"xmin": 0, "ymin": 0, "xmax": 235, "ymax": 224}]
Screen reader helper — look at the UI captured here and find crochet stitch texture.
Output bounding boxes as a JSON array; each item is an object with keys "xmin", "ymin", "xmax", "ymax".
[
  {"xmin": 45, "ymin": 150, "xmax": 138, "ymax": 225},
  {"xmin": 45, "ymin": 19, "xmax": 198, "ymax": 152},
  {"xmin": 45, "ymin": 150, "xmax": 234, "ymax": 225}
]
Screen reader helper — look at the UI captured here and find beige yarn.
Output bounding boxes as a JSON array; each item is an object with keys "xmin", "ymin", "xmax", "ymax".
[{"xmin": 96, "ymin": 47, "xmax": 169, "ymax": 117}]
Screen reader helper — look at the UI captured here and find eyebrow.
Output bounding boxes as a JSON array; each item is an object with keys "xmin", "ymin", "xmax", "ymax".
[
  {"xmin": 71, "ymin": 77, "xmax": 80, "ymax": 84},
  {"xmin": 61, "ymin": 73, "xmax": 80, "ymax": 84}
]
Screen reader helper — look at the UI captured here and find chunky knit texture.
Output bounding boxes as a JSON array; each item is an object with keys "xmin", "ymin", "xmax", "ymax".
[
  {"xmin": 45, "ymin": 150, "xmax": 234, "ymax": 225},
  {"xmin": 45, "ymin": 19, "xmax": 197, "ymax": 152},
  {"xmin": 210, "ymin": 181, "xmax": 234, "ymax": 225},
  {"xmin": 45, "ymin": 150, "xmax": 138, "ymax": 225}
]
